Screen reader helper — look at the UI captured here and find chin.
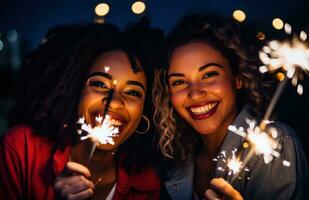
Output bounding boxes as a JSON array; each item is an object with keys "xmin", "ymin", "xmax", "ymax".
[
  {"xmin": 96, "ymin": 142, "xmax": 119, "ymax": 151},
  {"xmin": 192, "ymin": 122, "xmax": 220, "ymax": 136}
]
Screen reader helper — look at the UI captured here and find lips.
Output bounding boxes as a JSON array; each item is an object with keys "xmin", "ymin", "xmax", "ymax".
[
  {"xmin": 90, "ymin": 111, "xmax": 127, "ymax": 133},
  {"xmin": 186, "ymin": 101, "xmax": 219, "ymax": 120}
]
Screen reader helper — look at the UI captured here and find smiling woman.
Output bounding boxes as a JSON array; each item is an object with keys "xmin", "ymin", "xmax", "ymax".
[
  {"xmin": 154, "ymin": 13, "xmax": 309, "ymax": 200},
  {"xmin": 0, "ymin": 20, "xmax": 164, "ymax": 200}
]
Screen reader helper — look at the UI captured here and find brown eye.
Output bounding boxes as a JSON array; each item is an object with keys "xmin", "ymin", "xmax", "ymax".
[
  {"xmin": 171, "ymin": 80, "xmax": 186, "ymax": 86},
  {"xmin": 202, "ymin": 71, "xmax": 219, "ymax": 79},
  {"xmin": 125, "ymin": 90, "xmax": 142, "ymax": 98},
  {"xmin": 89, "ymin": 80, "xmax": 108, "ymax": 89}
]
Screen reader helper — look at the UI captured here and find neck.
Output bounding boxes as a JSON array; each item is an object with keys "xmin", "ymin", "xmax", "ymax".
[{"xmin": 200, "ymin": 110, "xmax": 237, "ymax": 158}]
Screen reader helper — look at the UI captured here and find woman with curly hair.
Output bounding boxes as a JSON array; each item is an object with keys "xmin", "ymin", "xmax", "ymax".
[
  {"xmin": 154, "ymin": 13, "xmax": 308, "ymax": 200},
  {"xmin": 0, "ymin": 21, "xmax": 163, "ymax": 200}
]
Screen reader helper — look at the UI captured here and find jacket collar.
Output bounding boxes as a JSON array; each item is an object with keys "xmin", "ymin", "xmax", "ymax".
[
  {"xmin": 164, "ymin": 161, "xmax": 194, "ymax": 200},
  {"xmin": 52, "ymin": 145, "xmax": 71, "ymax": 176},
  {"xmin": 214, "ymin": 105, "xmax": 254, "ymax": 178},
  {"xmin": 164, "ymin": 105, "xmax": 254, "ymax": 200}
]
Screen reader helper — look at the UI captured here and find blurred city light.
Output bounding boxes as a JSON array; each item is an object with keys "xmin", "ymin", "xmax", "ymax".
[
  {"xmin": 233, "ymin": 10, "xmax": 246, "ymax": 22},
  {"xmin": 256, "ymin": 31, "xmax": 266, "ymax": 40},
  {"xmin": 95, "ymin": 3, "xmax": 110, "ymax": 16},
  {"xmin": 277, "ymin": 72, "xmax": 285, "ymax": 81},
  {"xmin": 272, "ymin": 18, "xmax": 284, "ymax": 30},
  {"xmin": 131, "ymin": 1, "xmax": 146, "ymax": 15},
  {"xmin": 7, "ymin": 29, "xmax": 18, "ymax": 42},
  {"xmin": 0, "ymin": 40, "xmax": 3, "ymax": 51}
]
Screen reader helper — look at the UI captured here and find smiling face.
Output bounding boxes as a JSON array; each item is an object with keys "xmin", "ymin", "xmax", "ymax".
[
  {"xmin": 78, "ymin": 50, "xmax": 146, "ymax": 151},
  {"xmin": 168, "ymin": 42, "xmax": 240, "ymax": 137}
]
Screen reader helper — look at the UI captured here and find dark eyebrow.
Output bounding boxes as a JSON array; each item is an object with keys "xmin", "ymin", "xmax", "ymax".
[
  {"xmin": 199, "ymin": 63, "xmax": 223, "ymax": 72},
  {"xmin": 167, "ymin": 73, "xmax": 184, "ymax": 81},
  {"xmin": 127, "ymin": 80, "xmax": 145, "ymax": 91},
  {"xmin": 87, "ymin": 72, "xmax": 112, "ymax": 80}
]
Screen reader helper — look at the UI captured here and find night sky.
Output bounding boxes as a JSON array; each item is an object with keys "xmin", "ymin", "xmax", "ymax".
[{"xmin": 1, "ymin": 0, "xmax": 308, "ymax": 51}]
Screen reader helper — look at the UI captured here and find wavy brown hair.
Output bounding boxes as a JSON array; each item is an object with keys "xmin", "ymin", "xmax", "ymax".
[{"xmin": 153, "ymin": 13, "xmax": 273, "ymax": 163}]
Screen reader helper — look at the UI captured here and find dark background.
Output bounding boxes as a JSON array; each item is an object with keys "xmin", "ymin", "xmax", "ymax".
[{"xmin": 1, "ymin": 0, "xmax": 309, "ymax": 158}]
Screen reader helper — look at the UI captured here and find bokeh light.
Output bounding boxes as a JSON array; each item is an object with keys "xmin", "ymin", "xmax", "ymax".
[
  {"xmin": 256, "ymin": 32, "xmax": 266, "ymax": 40},
  {"xmin": 131, "ymin": 1, "xmax": 146, "ymax": 15},
  {"xmin": 272, "ymin": 18, "xmax": 284, "ymax": 30},
  {"xmin": 7, "ymin": 29, "xmax": 18, "ymax": 42},
  {"xmin": 95, "ymin": 3, "xmax": 110, "ymax": 16},
  {"xmin": 0, "ymin": 40, "xmax": 3, "ymax": 51},
  {"xmin": 233, "ymin": 10, "xmax": 246, "ymax": 22},
  {"xmin": 277, "ymin": 72, "xmax": 285, "ymax": 81}
]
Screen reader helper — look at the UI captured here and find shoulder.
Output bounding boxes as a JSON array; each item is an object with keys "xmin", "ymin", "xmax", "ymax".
[
  {"xmin": 1, "ymin": 124, "xmax": 52, "ymax": 154},
  {"xmin": 245, "ymin": 121, "xmax": 309, "ymax": 199},
  {"xmin": 267, "ymin": 121, "xmax": 297, "ymax": 138},
  {"xmin": 2, "ymin": 125, "xmax": 35, "ymax": 146},
  {"xmin": 266, "ymin": 121, "xmax": 307, "ymax": 163}
]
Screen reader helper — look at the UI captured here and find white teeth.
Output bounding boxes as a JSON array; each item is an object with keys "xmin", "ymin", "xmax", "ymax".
[
  {"xmin": 190, "ymin": 102, "xmax": 218, "ymax": 115},
  {"xmin": 110, "ymin": 119, "xmax": 123, "ymax": 127}
]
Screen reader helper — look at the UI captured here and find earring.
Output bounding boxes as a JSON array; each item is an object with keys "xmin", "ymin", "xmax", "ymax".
[{"xmin": 136, "ymin": 115, "xmax": 150, "ymax": 134}]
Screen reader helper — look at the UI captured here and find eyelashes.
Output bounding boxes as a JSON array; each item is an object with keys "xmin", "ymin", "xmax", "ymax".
[
  {"xmin": 89, "ymin": 80, "xmax": 108, "ymax": 89},
  {"xmin": 170, "ymin": 71, "xmax": 219, "ymax": 87},
  {"xmin": 171, "ymin": 80, "xmax": 186, "ymax": 86},
  {"xmin": 88, "ymin": 79, "xmax": 143, "ymax": 98},
  {"xmin": 124, "ymin": 90, "xmax": 142, "ymax": 98},
  {"xmin": 201, "ymin": 71, "xmax": 219, "ymax": 79}
]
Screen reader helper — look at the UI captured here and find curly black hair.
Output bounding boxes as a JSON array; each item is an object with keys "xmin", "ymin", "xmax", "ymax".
[
  {"xmin": 153, "ymin": 13, "xmax": 273, "ymax": 163},
  {"xmin": 7, "ymin": 20, "xmax": 164, "ymax": 173}
]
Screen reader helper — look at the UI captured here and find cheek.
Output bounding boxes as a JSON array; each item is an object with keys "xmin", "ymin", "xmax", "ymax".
[
  {"xmin": 126, "ymin": 100, "xmax": 144, "ymax": 126},
  {"xmin": 170, "ymin": 90, "xmax": 186, "ymax": 108},
  {"xmin": 209, "ymin": 78, "xmax": 237, "ymax": 99},
  {"xmin": 78, "ymin": 90, "xmax": 102, "ymax": 116}
]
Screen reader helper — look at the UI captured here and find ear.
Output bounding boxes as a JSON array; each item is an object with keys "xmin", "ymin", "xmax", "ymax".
[{"xmin": 236, "ymin": 76, "xmax": 243, "ymax": 89}]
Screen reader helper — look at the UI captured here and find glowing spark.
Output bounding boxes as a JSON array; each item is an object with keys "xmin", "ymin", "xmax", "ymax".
[
  {"xmin": 228, "ymin": 119, "xmax": 280, "ymax": 164},
  {"xmin": 227, "ymin": 152, "xmax": 243, "ymax": 175},
  {"xmin": 300, "ymin": 31, "xmax": 307, "ymax": 41},
  {"xmin": 259, "ymin": 25, "xmax": 309, "ymax": 95},
  {"xmin": 283, "ymin": 160, "xmax": 291, "ymax": 167},
  {"xmin": 284, "ymin": 23, "xmax": 292, "ymax": 35},
  {"xmin": 214, "ymin": 149, "xmax": 249, "ymax": 179},
  {"xmin": 77, "ymin": 114, "xmax": 119, "ymax": 145},
  {"xmin": 104, "ymin": 66, "xmax": 111, "ymax": 73}
]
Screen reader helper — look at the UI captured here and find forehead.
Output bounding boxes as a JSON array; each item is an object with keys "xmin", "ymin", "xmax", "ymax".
[
  {"xmin": 169, "ymin": 42, "xmax": 230, "ymax": 72},
  {"xmin": 89, "ymin": 50, "xmax": 146, "ymax": 84}
]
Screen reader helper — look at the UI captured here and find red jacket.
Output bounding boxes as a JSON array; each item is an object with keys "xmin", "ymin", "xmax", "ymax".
[{"xmin": 0, "ymin": 125, "xmax": 161, "ymax": 200}]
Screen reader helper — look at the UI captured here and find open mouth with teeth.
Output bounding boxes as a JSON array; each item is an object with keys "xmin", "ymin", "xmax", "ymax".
[
  {"xmin": 90, "ymin": 111, "xmax": 127, "ymax": 133},
  {"xmin": 186, "ymin": 101, "xmax": 219, "ymax": 120}
]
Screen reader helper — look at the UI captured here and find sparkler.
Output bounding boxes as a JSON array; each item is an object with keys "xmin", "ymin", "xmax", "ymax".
[
  {"xmin": 228, "ymin": 119, "xmax": 280, "ymax": 164},
  {"xmin": 77, "ymin": 81, "xmax": 117, "ymax": 163},
  {"xmin": 213, "ymin": 149, "xmax": 249, "ymax": 184},
  {"xmin": 218, "ymin": 23, "xmax": 307, "ymax": 186},
  {"xmin": 259, "ymin": 24, "xmax": 309, "ymax": 128}
]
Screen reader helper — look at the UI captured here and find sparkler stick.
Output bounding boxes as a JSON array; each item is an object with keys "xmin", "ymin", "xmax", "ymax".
[
  {"xmin": 226, "ymin": 148, "xmax": 253, "ymax": 184},
  {"xmin": 220, "ymin": 24, "xmax": 308, "ymax": 185},
  {"xmin": 87, "ymin": 88, "xmax": 114, "ymax": 164},
  {"xmin": 260, "ymin": 77, "xmax": 288, "ymax": 130}
]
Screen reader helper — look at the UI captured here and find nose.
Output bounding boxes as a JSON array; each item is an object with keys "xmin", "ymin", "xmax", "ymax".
[
  {"xmin": 188, "ymin": 82, "xmax": 206, "ymax": 100},
  {"xmin": 102, "ymin": 90, "xmax": 125, "ymax": 110}
]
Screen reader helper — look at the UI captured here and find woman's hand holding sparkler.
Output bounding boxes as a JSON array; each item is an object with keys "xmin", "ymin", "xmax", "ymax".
[
  {"xmin": 54, "ymin": 162, "xmax": 95, "ymax": 200},
  {"xmin": 205, "ymin": 178, "xmax": 244, "ymax": 200}
]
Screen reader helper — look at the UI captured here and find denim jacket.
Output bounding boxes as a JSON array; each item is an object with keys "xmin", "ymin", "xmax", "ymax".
[{"xmin": 164, "ymin": 105, "xmax": 309, "ymax": 200}]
